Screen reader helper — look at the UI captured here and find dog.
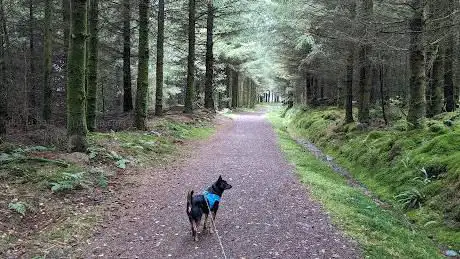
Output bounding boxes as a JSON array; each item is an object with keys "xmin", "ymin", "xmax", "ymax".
[{"xmin": 186, "ymin": 175, "xmax": 232, "ymax": 241}]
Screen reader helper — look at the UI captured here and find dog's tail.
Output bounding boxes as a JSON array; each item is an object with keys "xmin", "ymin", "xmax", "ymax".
[{"xmin": 186, "ymin": 190, "xmax": 194, "ymax": 214}]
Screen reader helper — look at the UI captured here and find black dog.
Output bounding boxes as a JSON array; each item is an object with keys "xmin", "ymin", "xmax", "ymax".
[{"xmin": 186, "ymin": 176, "xmax": 232, "ymax": 241}]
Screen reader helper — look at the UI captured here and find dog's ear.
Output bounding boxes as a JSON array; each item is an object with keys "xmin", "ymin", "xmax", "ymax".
[{"xmin": 218, "ymin": 175, "xmax": 222, "ymax": 181}]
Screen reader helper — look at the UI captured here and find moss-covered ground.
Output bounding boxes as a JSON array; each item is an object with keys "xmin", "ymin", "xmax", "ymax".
[{"xmin": 268, "ymin": 106, "xmax": 460, "ymax": 257}]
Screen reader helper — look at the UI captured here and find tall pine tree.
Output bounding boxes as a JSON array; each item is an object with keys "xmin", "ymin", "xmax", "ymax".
[
  {"xmin": 134, "ymin": 0, "xmax": 149, "ymax": 130},
  {"xmin": 155, "ymin": 0, "xmax": 164, "ymax": 116},
  {"xmin": 67, "ymin": 0, "xmax": 88, "ymax": 151}
]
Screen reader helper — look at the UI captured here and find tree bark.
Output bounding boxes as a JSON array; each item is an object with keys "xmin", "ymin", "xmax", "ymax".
[
  {"xmin": 155, "ymin": 0, "xmax": 164, "ymax": 116},
  {"xmin": 63, "ymin": 0, "xmax": 70, "ymax": 50},
  {"xmin": 379, "ymin": 61, "xmax": 388, "ymax": 125},
  {"xmin": 29, "ymin": 0, "xmax": 36, "ymax": 117},
  {"xmin": 407, "ymin": 0, "xmax": 426, "ymax": 129},
  {"xmin": 122, "ymin": 0, "xmax": 133, "ymax": 112},
  {"xmin": 231, "ymin": 69, "xmax": 238, "ymax": 108},
  {"xmin": 204, "ymin": 0, "xmax": 215, "ymax": 110},
  {"xmin": 312, "ymin": 77, "xmax": 319, "ymax": 106},
  {"xmin": 306, "ymin": 73, "xmax": 311, "ymax": 105},
  {"xmin": 225, "ymin": 65, "xmax": 231, "ymax": 108},
  {"xmin": 62, "ymin": 0, "xmax": 70, "ymax": 95},
  {"xmin": 357, "ymin": 0, "xmax": 373, "ymax": 125},
  {"xmin": 184, "ymin": 0, "xmax": 195, "ymax": 113},
  {"xmin": 444, "ymin": 0, "xmax": 455, "ymax": 112},
  {"xmin": 43, "ymin": 0, "xmax": 53, "ymax": 122},
  {"xmin": 67, "ymin": 0, "xmax": 88, "ymax": 152},
  {"xmin": 134, "ymin": 0, "xmax": 149, "ymax": 130},
  {"xmin": 429, "ymin": 47, "xmax": 443, "ymax": 117},
  {"xmin": 345, "ymin": 50, "xmax": 354, "ymax": 123},
  {"xmin": 0, "ymin": 0, "xmax": 7, "ymax": 134},
  {"xmin": 86, "ymin": 0, "xmax": 98, "ymax": 131}
]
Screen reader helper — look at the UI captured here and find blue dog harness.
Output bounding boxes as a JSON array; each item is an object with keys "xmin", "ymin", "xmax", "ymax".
[{"xmin": 203, "ymin": 190, "xmax": 221, "ymax": 209}]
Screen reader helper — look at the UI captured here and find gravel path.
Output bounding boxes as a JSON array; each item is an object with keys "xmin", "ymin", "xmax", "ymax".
[{"xmin": 84, "ymin": 112, "xmax": 361, "ymax": 258}]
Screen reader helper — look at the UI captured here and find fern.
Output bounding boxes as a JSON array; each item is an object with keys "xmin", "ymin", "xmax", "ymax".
[
  {"xmin": 8, "ymin": 201, "xmax": 27, "ymax": 216},
  {"xmin": 50, "ymin": 172, "xmax": 90, "ymax": 192},
  {"xmin": 116, "ymin": 158, "xmax": 129, "ymax": 169},
  {"xmin": 395, "ymin": 189, "xmax": 425, "ymax": 209},
  {"xmin": 97, "ymin": 173, "xmax": 108, "ymax": 188}
]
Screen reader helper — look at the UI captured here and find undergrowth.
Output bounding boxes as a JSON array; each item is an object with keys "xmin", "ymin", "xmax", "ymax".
[
  {"xmin": 272, "ymin": 106, "xmax": 460, "ymax": 250},
  {"xmin": 0, "ymin": 116, "xmax": 214, "ymax": 257},
  {"xmin": 268, "ymin": 111, "xmax": 444, "ymax": 258}
]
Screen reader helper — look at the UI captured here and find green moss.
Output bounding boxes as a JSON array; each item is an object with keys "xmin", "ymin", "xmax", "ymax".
[
  {"xmin": 267, "ymin": 112, "xmax": 442, "ymax": 258},
  {"xmin": 426, "ymin": 120, "xmax": 449, "ymax": 134},
  {"xmin": 270, "ymin": 107, "xmax": 460, "ymax": 248},
  {"xmin": 419, "ymin": 132, "xmax": 460, "ymax": 155}
]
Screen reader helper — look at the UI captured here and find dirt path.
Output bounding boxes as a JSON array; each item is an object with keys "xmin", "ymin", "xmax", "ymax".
[{"xmin": 83, "ymin": 112, "xmax": 360, "ymax": 258}]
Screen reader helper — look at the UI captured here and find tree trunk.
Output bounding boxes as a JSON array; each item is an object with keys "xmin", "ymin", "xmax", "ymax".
[
  {"xmin": 134, "ymin": 0, "xmax": 149, "ymax": 130},
  {"xmin": 86, "ymin": 0, "xmax": 98, "ymax": 131},
  {"xmin": 225, "ymin": 65, "xmax": 231, "ymax": 108},
  {"xmin": 231, "ymin": 69, "xmax": 238, "ymax": 108},
  {"xmin": 345, "ymin": 50, "xmax": 354, "ymax": 123},
  {"xmin": 43, "ymin": 0, "xmax": 53, "ymax": 122},
  {"xmin": 357, "ymin": 0, "xmax": 373, "ymax": 125},
  {"xmin": 204, "ymin": 0, "xmax": 214, "ymax": 110},
  {"xmin": 184, "ymin": 0, "xmax": 195, "ymax": 114},
  {"xmin": 250, "ymin": 80, "xmax": 256, "ymax": 108},
  {"xmin": 155, "ymin": 0, "xmax": 164, "ymax": 116},
  {"xmin": 306, "ymin": 73, "xmax": 311, "ymax": 105},
  {"xmin": 429, "ymin": 48, "xmax": 443, "ymax": 117},
  {"xmin": 407, "ymin": 0, "xmax": 426, "ymax": 129},
  {"xmin": 67, "ymin": 0, "xmax": 88, "ymax": 152},
  {"xmin": 312, "ymin": 77, "xmax": 319, "ymax": 106},
  {"xmin": 122, "ymin": 0, "xmax": 133, "ymax": 112},
  {"xmin": 379, "ymin": 61, "xmax": 388, "ymax": 125},
  {"xmin": 63, "ymin": 0, "xmax": 70, "ymax": 49},
  {"xmin": 62, "ymin": 0, "xmax": 70, "ymax": 96},
  {"xmin": 444, "ymin": 1, "xmax": 455, "ymax": 112},
  {"xmin": 0, "ymin": 0, "xmax": 7, "ymax": 134},
  {"xmin": 29, "ymin": 0, "xmax": 36, "ymax": 117}
]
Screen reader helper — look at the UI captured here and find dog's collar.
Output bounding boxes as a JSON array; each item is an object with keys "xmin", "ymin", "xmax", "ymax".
[{"xmin": 203, "ymin": 190, "xmax": 220, "ymax": 209}]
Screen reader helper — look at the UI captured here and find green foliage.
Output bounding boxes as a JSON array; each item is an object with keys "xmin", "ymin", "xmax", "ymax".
[
  {"xmin": 395, "ymin": 189, "xmax": 425, "ymax": 209},
  {"xmin": 50, "ymin": 172, "xmax": 90, "ymax": 193},
  {"xmin": 97, "ymin": 172, "xmax": 108, "ymax": 188},
  {"xmin": 267, "ymin": 111, "xmax": 442, "ymax": 258},
  {"xmin": 115, "ymin": 159, "xmax": 129, "ymax": 169},
  {"xmin": 427, "ymin": 120, "xmax": 449, "ymax": 134},
  {"xmin": 274, "ymin": 107, "xmax": 460, "ymax": 247},
  {"xmin": 8, "ymin": 201, "xmax": 27, "ymax": 216}
]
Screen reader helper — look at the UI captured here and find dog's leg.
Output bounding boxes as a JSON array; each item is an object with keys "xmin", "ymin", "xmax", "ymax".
[
  {"xmin": 191, "ymin": 220, "xmax": 198, "ymax": 241},
  {"xmin": 209, "ymin": 211, "xmax": 217, "ymax": 234},
  {"xmin": 203, "ymin": 213, "xmax": 209, "ymax": 232}
]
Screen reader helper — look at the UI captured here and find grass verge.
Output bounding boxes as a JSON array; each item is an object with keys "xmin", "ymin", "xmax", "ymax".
[{"xmin": 268, "ymin": 110, "xmax": 444, "ymax": 258}]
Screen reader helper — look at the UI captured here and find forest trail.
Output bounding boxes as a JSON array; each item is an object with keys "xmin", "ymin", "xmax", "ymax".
[{"xmin": 83, "ymin": 111, "xmax": 360, "ymax": 258}]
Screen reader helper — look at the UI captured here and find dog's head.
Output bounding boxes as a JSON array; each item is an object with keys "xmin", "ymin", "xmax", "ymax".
[{"xmin": 216, "ymin": 175, "xmax": 232, "ymax": 191}]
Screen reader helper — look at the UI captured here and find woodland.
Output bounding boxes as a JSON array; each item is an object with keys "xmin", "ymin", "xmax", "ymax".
[{"xmin": 0, "ymin": 0, "xmax": 460, "ymax": 257}]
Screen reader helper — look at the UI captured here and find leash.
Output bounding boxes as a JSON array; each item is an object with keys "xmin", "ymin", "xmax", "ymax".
[{"xmin": 205, "ymin": 198, "xmax": 228, "ymax": 259}]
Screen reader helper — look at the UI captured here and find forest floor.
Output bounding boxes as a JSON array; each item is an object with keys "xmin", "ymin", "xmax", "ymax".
[{"xmin": 0, "ymin": 110, "xmax": 216, "ymax": 258}]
